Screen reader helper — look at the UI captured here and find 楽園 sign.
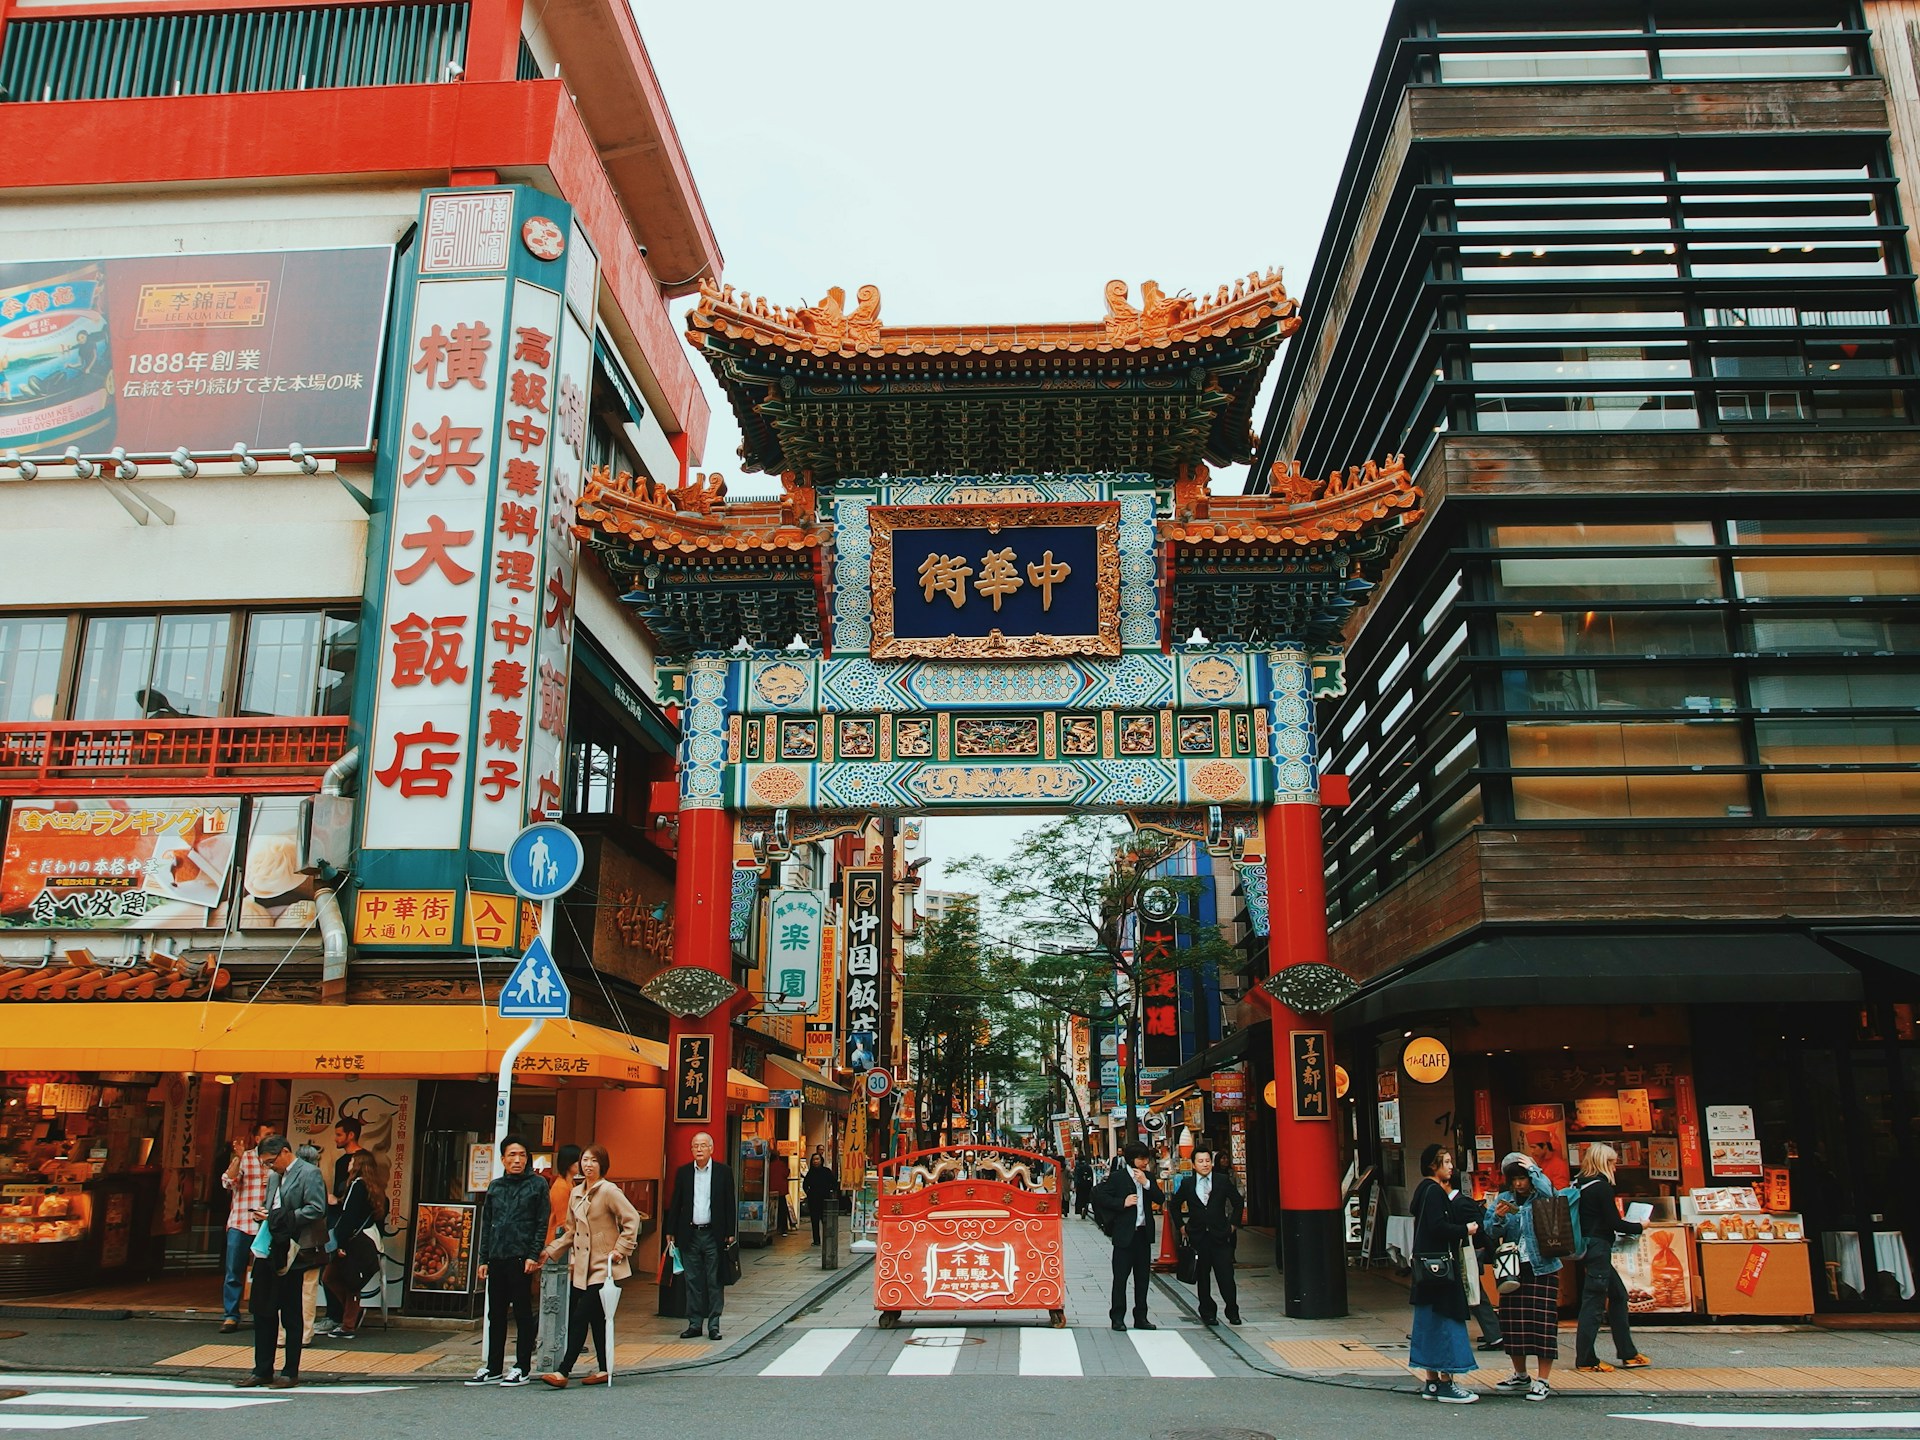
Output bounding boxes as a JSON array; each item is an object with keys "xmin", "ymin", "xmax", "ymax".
[{"xmin": 765, "ymin": 888, "xmax": 826, "ymax": 1012}]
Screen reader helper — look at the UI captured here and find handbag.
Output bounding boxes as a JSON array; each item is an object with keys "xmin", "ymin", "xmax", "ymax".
[
  {"xmin": 1175, "ymin": 1236, "xmax": 1198, "ymax": 1284},
  {"xmin": 1413, "ymin": 1249, "xmax": 1457, "ymax": 1285},
  {"xmin": 1495, "ymin": 1240, "xmax": 1523, "ymax": 1293},
  {"xmin": 1534, "ymin": 1190, "xmax": 1576, "ymax": 1258},
  {"xmin": 721, "ymin": 1236, "xmax": 742, "ymax": 1287}
]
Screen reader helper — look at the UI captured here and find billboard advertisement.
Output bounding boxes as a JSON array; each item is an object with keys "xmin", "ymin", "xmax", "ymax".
[
  {"xmin": 0, "ymin": 796, "xmax": 240, "ymax": 929},
  {"xmin": 0, "ymin": 247, "xmax": 392, "ymax": 456}
]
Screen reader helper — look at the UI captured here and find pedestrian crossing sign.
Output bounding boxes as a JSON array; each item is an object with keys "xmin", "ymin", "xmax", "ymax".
[{"xmin": 499, "ymin": 936, "xmax": 570, "ymax": 1018}]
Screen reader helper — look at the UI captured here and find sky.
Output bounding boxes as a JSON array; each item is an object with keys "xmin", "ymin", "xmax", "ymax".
[{"xmin": 631, "ymin": 0, "xmax": 1398, "ymax": 887}]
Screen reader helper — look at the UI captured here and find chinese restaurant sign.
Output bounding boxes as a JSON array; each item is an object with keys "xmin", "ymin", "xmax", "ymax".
[
  {"xmin": 674, "ymin": 1032, "xmax": 714, "ymax": 1124},
  {"xmin": 356, "ymin": 187, "xmax": 596, "ymax": 948},
  {"xmin": 1291, "ymin": 1030, "xmax": 1332, "ymax": 1121},
  {"xmin": 866, "ymin": 501, "xmax": 1120, "ymax": 659},
  {"xmin": 0, "ymin": 248, "xmax": 391, "ymax": 456},
  {"xmin": 1139, "ymin": 925, "xmax": 1179, "ymax": 1070},
  {"xmin": 841, "ymin": 867, "xmax": 883, "ymax": 1072},
  {"xmin": 765, "ymin": 888, "xmax": 826, "ymax": 1013},
  {"xmin": 0, "ymin": 797, "xmax": 239, "ymax": 929}
]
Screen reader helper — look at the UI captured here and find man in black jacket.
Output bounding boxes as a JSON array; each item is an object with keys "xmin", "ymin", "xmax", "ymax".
[
  {"xmin": 663, "ymin": 1131, "xmax": 736, "ymax": 1341},
  {"xmin": 802, "ymin": 1149, "xmax": 838, "ymax": 1245},
  {"xmin": 1170, "ymin": 1139, "xmax": 1243, "ymax": 1326},
  {"xmin": 1092, "ymin": 1140, "xmax": 1164, "ymax": 1332},
  {"xmin": 469, "ymin": 1134, "xmax": 548, "ymax": 1385}
]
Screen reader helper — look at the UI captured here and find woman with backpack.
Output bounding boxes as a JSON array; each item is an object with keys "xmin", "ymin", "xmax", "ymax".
[
  {"xmin": 1484, "ymin": 1155, "xmax": 1564, "ymax": 1400},
  {"xmin": 1572, "ymin": 1142, "xmax": 1651, "ymax": 1374},
  {"xmin": 1408, "ymin": 1144, "xmax": 1481, "ymax": 1403}
]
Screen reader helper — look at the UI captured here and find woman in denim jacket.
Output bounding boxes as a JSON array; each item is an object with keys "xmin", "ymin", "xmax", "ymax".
[{"xmin": 1484, "ymin": 1154, "xmax": 1564, "ymax": 1401}]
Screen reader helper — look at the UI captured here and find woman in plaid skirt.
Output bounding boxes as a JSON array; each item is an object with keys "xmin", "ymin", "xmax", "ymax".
[{"xmin": 1484, "ymin": 1155, "xmax": 1565, "ymax": 1401}]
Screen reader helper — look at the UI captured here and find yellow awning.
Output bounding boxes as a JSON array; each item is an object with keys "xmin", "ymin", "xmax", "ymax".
[
  {"xmin": 727, "ymin": 1068, "xmax": 769, "ymax": 1103},
  {"xmin": 0, "ymin": 1002, "xmax": 665, "ymax": 1085}
]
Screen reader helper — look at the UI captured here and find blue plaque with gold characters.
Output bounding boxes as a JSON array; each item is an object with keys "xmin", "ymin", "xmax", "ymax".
[{"xmin": 866, "ymin": 501, "xmax": 1120, "ymax": 659}]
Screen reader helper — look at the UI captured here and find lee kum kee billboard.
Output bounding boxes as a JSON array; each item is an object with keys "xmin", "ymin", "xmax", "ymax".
[{"xmin": 0, "ymin": 247, "xmax": 393, "ymax": 456}]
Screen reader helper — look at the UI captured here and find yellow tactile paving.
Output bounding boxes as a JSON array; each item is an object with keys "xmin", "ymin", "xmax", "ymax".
[
  {"xmin": 1267, "ymin": 1339, "xmax": 1399, "ymax": 1371},
  {"xmin": 157, "ymin": 1342, "xmax": 433, "ymax": 1374}
]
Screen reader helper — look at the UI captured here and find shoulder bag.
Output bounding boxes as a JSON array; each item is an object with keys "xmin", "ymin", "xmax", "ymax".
[{"xmin": 1410, "ymin": 1185, "xmax": 1458, "ymax": 1285}]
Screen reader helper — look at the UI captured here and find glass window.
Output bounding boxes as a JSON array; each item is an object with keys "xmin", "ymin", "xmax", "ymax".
[
  {"xmin": 1432, "ymin": 785, "xmax": 1483, "ymax": 848},
  {"xmin": 1426, "ymin": 623, "xmax": 1468, "ymax": 679},
  {"xmin": 0, "ymin": 616, "xmax": 67, "ymax": 723},
  {"xmin": 1494, "ymin": 554, "xmax": 1722, "ymax": 601},
  {"xmin": 1755, "ymin": 718, "xmax": 1920, "ymax": 765},
  {"xmin": 1452, "ymin": 169, "xmax": 1668, "ymax": 188},
  {"xmin": 1657, "ymin": 46, "xmax": 1852, "ymax": 78},
  {"xmin": 1763, "ymin": 771, "xmax": 1920, "ymax": 816},
  {"xmin": 1749, "ymin": 667, "xmax": 1920, "ymax": 709},
  {"xmin": 72, "ymin": 614, "xmax": 230, "ymax": 720},
  {"xmin": 1502, "ymin": 664, "xmax": 1737, "ymax": 711},
  {"xmin": 1734, "ymin": 553, "xmax": 1920, "ymax": 597},
  {"xmin": 1439, "ymin": 50, "xmax": 1651, "ymax": 83},
  {"xmin": 1474, "ymin": 391, "xmax": 1698, "ymax": 433},
  {"xmin": 1467, "ymin": 299, "xmax": 1686, "ymax": 332},
  {"xmin": 1507, "ymin": 718, "xmax": 1744, "ymax": 766},
  {"xmin": 1514, "ymin": 772, "xmax": 1750, "ymax": 819},
  {"xmin": 1707, "ymin": 304, "xmax": 1893, "ymax": 329},
  {"xmin": 1743, "ymin": 613, "xmax": 1920, "ymax": 652},
  {"xmin": 1420, "ymin": 574, "xmax": 1462, "ymax": 633},
  {"xmin": 1469, "ymin": 343, "xmax": 1691, "ymax": 382},
  {"xmin": 1731, "ymin": 518, "xmax": 1920, "ymax": 545},
  {"xmin": 1460, "ymin": 244, "xmax": 1679, "ymax": 281},
  {"xmin": 241, "ymin": 611, "xmax": 357, "ymax": 717},
  {"xmin": 1497, "ymin": 609, "xmax": 1725, "ymax": 656},
  {"xmin": 1493, "ymin": 522, "xmax": 1715, "ymax": 548}
]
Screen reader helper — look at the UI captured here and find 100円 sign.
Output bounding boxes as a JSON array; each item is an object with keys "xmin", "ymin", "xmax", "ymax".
[{"xmin": 866, "ymin": 501, "xmax": 1120, "ymax": 659}]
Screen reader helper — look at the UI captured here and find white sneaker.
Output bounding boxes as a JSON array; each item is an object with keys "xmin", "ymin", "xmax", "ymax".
[
  {"xmin": 1495, "ymin": 1373, "xmax": 1531, "ymax": 1392},
  {"xmin": 465, "ymin": 1368, "xmax": 502, "ymax": 1386},
  {"xmin": 498, "ymin": 1368, "xmax": 530, "ymax": 1387},
  {"xmin": 1526, "ymin": 1379, "xmax": 1551, "ymax": 1402},
  {"xmin": 1435, "ymin": 1380, "xmax": 1479, "ymax": 1404}
]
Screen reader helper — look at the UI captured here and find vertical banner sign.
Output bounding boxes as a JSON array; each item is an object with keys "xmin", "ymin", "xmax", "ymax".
[
  {"xmin": 673, "ymin": 1032, "xmax": 714, "ymax": 1124},
  {"xmin": 842, "ymin": 866, "xmax": 883, "ymax": 1072},
  {"xmin": 363, "ymin": 189, "xmax": 515, "ymax": 854},
  {"xmin": 766, "ymin": 888, "xmax": 826, "ymax": 1012},
  {"xmin": 1139, "ymin": 925, "xmax": 1179, "ymax": 1069},
  {"xmin": 1674, "ymin": 1072, "xmax": 1707, "ymax": 1191},
  {"xmin": 465, "ymin": 279, "xmax": 562, "ymax": 853},
  {"xmin": 523, "ymin": 225, "xmax": 597, "ymax": 823},
  {"xmin": 1290, "ymin": 1030, "xmax": 1331, "ymax": 1121}
]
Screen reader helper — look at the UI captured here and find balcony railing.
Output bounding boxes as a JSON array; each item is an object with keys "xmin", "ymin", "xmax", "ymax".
[
  {"xmin": 0, "ymin": 2, "xmax": 469, "ymax": 104},
  {"xmin": 0, "ymin": 717, "xmax": 350, "ymax": 794}
]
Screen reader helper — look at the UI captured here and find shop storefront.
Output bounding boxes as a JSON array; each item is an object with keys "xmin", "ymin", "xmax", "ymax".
[{"xmin": 1341, "ymin": 930, "xmax": 1920, "ymax": 1318}]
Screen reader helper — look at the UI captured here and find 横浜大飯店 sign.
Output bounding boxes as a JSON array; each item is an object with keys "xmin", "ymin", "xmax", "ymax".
[{"xmin": 866, "ymin": 501, "xmax": 1120, "ymax": 659}]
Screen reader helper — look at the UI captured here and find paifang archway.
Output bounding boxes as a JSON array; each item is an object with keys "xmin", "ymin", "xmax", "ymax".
[{"xmin": 578, "ymin": 271, "xmax": 1421, "ymax": 1318}]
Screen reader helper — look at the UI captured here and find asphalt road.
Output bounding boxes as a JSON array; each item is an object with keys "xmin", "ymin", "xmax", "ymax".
[{"xmin": 7, "ymin": 1364, "xmax": 1920, "ymax": 1440}]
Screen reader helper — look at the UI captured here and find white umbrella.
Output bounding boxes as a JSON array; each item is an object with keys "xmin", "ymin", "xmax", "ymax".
[{"xmin": 600, "ymin": 1269, "xmax": 622, "ymax": 1386}]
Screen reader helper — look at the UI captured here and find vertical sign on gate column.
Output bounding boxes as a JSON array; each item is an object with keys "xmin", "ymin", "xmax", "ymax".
[{"xmin": 841, "ymin": 866, "xmax": 883, "ymax": 1073}]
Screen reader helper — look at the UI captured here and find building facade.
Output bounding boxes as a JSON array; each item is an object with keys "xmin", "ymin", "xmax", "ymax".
[{"xmin": 1266, "ymin": 0, "xmax": 1920, "ymax": 1315}]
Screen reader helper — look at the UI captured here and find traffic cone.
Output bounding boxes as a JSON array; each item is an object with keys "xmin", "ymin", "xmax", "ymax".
[{"xmin": 1153, "ymin": 1201, "xmax": 1180, "ymax": 1272}]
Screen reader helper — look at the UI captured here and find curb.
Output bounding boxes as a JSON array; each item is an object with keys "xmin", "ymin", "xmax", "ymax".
[{"xmin": 1149, "ymin": 1273, "xmax": 1920, "ymax": 1401}]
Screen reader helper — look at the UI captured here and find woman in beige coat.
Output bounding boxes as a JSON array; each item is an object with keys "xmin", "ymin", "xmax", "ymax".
[{"xmin": 537, "ymin": 1144, "xmax": 641, "ymax": 1387}]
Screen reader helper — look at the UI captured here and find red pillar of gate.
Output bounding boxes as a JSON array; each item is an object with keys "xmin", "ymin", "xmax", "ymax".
[
  {"xmin": 1263, "ymin": 798, "xmax": 1348, "ymax": 1318},
  {"xmin": 665, "ymin": 805, "xmax": 735, "ymax": 1181}
]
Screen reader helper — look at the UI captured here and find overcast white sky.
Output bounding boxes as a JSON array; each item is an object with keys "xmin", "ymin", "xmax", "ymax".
[{"xmin": 632, "ymin": 0, "xmax": 1397, "ymax": 886}]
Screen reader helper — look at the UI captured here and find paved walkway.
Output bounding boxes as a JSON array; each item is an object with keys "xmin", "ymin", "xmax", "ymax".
[{"xmin": 1158, "ymin": 1228, "xmax": 1920, "ymax": 1398}]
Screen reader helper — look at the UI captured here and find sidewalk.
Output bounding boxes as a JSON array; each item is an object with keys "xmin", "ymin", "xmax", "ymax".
[
  {"xmin": 0, "ymin": 1227, "xmax": 867, "ymax": 1381},
  {"xmin": 1155, "ymin": 1228, "xmax": 1920, "ymax": 1398}
]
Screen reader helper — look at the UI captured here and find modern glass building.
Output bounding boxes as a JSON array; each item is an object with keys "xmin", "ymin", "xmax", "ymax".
[{"xmin": 1261, "ymin": 1, "xmax": 1920, "ymax": 1315}]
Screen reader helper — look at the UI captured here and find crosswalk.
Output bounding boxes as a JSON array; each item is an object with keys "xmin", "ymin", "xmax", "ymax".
[
  {"xmin": 744, "ymin": 1325, "xmax": 1242, "ymax": 1379},
  {"xmin": 1616, "ymin": 1417, "xmax": 1920, "ymax": 1431},
  {"xmin": 0, "ymin": 1375, "xmax": 405, "ymax": 1432}
]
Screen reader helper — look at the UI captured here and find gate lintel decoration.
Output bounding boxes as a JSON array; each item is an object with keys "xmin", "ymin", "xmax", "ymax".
[{"xmin": 868, "ymin": 501, "xmax": 1120, "ymax": 660}]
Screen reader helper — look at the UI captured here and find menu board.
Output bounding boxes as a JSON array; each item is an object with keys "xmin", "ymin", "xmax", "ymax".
[{"xmin": 410, "ymin": 1202, "xmax": 475, "ymax": 1292}]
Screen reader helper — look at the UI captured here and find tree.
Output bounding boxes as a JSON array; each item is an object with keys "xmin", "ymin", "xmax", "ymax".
[
  {"xmin": 953, "ymin": 814, "xmax": 1241, "ymax": 1139},
  {"xmin": 901, "ymin": 899, "xmax": 1024, "ymax": 1150}
]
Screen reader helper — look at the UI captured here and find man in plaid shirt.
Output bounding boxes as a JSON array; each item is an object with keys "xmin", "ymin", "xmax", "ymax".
[{"xmin": 220, "ymin": 1124, "xmax": 272, "ymax": 1331}]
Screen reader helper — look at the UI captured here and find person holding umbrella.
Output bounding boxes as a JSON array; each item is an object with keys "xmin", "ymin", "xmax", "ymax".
[{"xmin": 537, "ymin": 1144, "xmax": 640, "ymax": 1388}]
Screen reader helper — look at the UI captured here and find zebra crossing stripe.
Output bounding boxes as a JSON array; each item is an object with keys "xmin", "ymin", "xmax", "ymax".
[
  {"xmin": 1615, "ymin": 1416, "xmax": 1920, "ymax": 1431},
  {"xmin": 887, "ymin": 1329, "xmax": 967, "ymax": 1376},
  {"xmin": 0, "ymin": 1377, "xmax": 401, "ymax": 1396},
  {"xmin": 1, "ymin": 1395, "xmax": 285, "ymax": 1411},
  {"xmin": 1126, "ymin": 1329, "xmax": 1214, "ymax": 1378},
  {"xmin": 759, "ymin": 1328, "xmax": 861, "ymax": 1377},
  {"xmin": 1017, "ymin": 1328, "xmax": 1082, "ymax": 1377},
  {"xmin": 0, "ymin": 1419, "xmax": 140, "ymax": 1432}
]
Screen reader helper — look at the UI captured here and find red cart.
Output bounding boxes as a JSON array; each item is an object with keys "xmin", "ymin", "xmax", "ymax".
[{"xmin": 872, "ymin": 1145, "xmax": 1066, "ymax": 1328}]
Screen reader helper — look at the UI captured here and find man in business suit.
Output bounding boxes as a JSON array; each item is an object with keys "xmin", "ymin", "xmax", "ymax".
[
  {"xmin": 662, "ymin": 1131, "xmax": 736, "ymax": 1341},
  {"xmin": 237, "ymin": 1135, "xmax": 327, "ymax": 1389},
  {"xmin": 1171, "ymin": 1139, "xmax": 1243, "ymax": 1326},
  {"xmin": 1092, "ymin": 1140, "xmax": 1164, "ymax": 1332}
]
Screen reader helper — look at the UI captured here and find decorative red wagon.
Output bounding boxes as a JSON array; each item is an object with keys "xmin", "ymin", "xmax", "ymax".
[{"xmin": 872, "ymin": 1145, "xmax": 1066, "ymax": 1328}]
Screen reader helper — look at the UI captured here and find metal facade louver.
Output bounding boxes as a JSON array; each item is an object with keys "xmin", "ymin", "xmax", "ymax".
[{"xmin": 0, "ymin": 2, "xmax": 469, "ymax": 103}]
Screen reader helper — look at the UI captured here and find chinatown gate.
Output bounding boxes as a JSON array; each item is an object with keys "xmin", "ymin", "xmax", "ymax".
[{"xmin": 577, "ymin": 272, "xmax": 1421, "ymax": 1319}]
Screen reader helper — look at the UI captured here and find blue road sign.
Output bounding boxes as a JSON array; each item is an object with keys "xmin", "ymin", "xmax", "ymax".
[
  {"xmin": 504, "ymin": 822, "xmax": 583, "ymax": 902},
  {"xmin": 499, "ymin": 936, "xmax": 570, "ymax": 1019}
]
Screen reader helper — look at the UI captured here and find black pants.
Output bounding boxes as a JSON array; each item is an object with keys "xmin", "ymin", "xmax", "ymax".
[
  {"xmin": 1575, "ymin": 1241, "xmax": 1636, "ymax": 1367},
  {"xmin": 249, "ymin": 1257, "xmax": 305, "ymax": 1380},
  {"xmin": 683, "ymin": 1227, "xmax": 724, "ymax": 1324},
  {"xmin": 1109, "ymin": 1225, "xmax": 1153, "ymax": 1323},
  {"xmin": 485, "ymin": 1264, "xmax": 536, "ymax": 1375},
  {"xmin": 808, "ymin": 1197, "xmax": 823, "ymax": 1243},
  {"xmin": 558, "ymin": 1285, "xmax": 607, "ymax": 1377},
  {"xmin": 1075, "ymin": 1184, "xmax": 1093, "ymax": 1217},
  {"xmin": 1192, "ymin": 1235, "xmax": 1238, "ymax": 1321}
]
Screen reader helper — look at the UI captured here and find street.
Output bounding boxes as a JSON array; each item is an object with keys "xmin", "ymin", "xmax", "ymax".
[{"xmin": 6, "ymin": 1364, "xmax": 1920, "ymax": 1440}]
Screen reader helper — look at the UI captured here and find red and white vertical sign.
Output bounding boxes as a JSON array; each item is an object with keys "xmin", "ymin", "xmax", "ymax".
[
  {"xmin": 363, "ymin": 278, "xmax": 508, "ymax": 849},
  {"xmin": 466, "ymin": 281, "xmax": 563, "ymax": 853}
]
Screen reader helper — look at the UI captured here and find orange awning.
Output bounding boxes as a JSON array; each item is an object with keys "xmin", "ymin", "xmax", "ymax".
[
  {"xmin": 727, "ymin": 1068, "xmax": 769, "ymax": 1103},
  {"xmin": 0, "ymin": 1003, "xmax": 664, "ymax": 1085}
]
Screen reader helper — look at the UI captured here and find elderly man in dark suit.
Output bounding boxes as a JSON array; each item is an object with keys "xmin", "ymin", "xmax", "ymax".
[
  {"xmin": 1171, "ymin": 1138, "xmax": 1244, "ymax": 1326},
  {"xmin": 238, "ymin": 1135, "xmax": 327, "ymax": 1390},
  {"xmin": 662, "ymin": 1131, "xmax": 736, "ymax": 1341},
  {"xmin": 1092, "ymin": 1140, "xmax": 1164, "ymax": 1332}
]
